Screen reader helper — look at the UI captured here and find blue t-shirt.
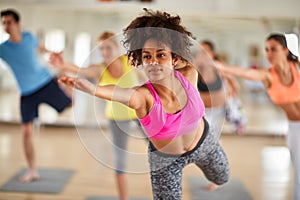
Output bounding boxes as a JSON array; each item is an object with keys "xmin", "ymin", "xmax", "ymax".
[{"xmin": 0, "ymin": 31, "xmax": 52, "ymax": 95}]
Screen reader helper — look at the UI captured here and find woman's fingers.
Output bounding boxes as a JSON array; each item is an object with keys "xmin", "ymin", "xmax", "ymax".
[
  {"xmin": 58, "ymin": 76, "xmax": 95, "ymax": 95},
  {"xmin": 49, "ymin": 52, "xmax": 64, "ymax": 68},
  {"xmin": 58, "ymin": 76, "xmax": 75, "ymax": 86}
]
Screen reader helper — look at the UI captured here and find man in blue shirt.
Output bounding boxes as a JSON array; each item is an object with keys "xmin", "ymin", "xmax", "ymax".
[{"xmin": 0, "ymin": 9, "xmax": 71, "ymax": 182}]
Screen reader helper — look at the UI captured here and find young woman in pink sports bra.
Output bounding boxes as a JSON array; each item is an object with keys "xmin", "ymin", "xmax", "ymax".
[
  {"xmin": 216, "ymin": 33, "xmax": 300, "ymax": 200},
  {"xmin": 58, "ymin": 9, "xmax": 230, "ymax": 199}
]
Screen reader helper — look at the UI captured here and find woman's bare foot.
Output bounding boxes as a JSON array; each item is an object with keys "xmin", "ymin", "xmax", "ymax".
[
  {"xmin": 19, "ymin": 171, "xmax": 40, "ymax": 183},
  {"xmin": 205, "ymin": 183, "xmax": 219, "ymax": 191}
]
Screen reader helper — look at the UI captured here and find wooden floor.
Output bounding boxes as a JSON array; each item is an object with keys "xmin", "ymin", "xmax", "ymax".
[{"xmin": 0, "ymin": 122, "xmax": 293, "ymax": 200}]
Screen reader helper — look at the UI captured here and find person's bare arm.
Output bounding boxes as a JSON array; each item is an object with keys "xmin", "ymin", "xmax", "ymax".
[
  {"xmin": 221, "ymin": 73, "xmax": 240, "ymax": 97},
  {"xmin": 58, "ymin": 76, "xmax": 145, "ymax": 110},
  {"xmin": 38, "ymin": 43, "xmax": 51, "ymax": 54},
  {"xmin": 196, "ymin": 47, "xmax": 271, "ymax": 87},
  {"xmin": 49, "ymin": 52, "xmax": 102, "ymax": 79},
  {"xmin": 215, "ymin": 62, "xmax": 270, "ymax": 82}
]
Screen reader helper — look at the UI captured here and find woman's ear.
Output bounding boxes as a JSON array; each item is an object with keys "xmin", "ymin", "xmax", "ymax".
[
  {"xmin": 172, "ymin": 56, "xmax": 179, "ymax": 67},
  {"xmin": 174, "ymin": 58, "xmax": 188, "ymax": 69},
  {"xmin": 285, "ymin": 47, "xmax": 290, "ymax": 57}
]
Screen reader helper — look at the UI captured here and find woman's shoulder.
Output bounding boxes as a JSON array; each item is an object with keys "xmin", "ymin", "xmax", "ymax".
[
  {"xmin": 136, "ymin": 83, "xmax": 150, "ymax": 93},
  {"xmin": 176, "ymin": 64, "xmax": 197, "ymax": 77},
  {"xmin": 134, "ymin": 84, "xmax": 155, "ymax": 113},
  {"xmin": 176, "ymin": 65, "xmax": 198, "ymax": 87},
  {"xmin": 290, "ymin": 61, "xmax": 300, "ymax": 72},
  {"xmin": 136, "ymin": 83, "xmax": 155, "ymax": 100}
]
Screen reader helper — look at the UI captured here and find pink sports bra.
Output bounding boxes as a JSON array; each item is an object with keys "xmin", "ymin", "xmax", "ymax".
[{"xmin": 139, "ymin": 70, "xmax": 205, "ymax": 140}]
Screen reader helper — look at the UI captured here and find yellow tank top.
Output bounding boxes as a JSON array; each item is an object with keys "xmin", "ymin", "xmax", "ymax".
[{"xmin": 99, "ymin": 55, "xmax": 138, "ymax": 120}]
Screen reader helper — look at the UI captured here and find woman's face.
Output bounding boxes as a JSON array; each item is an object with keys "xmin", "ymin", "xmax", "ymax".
[
  {"xmin": 141, "ymin": 38, "xmax": 176, "ymax": 81},
  {"xmin": 98, "ymin": 39, "xmax": 119, "ymax": 63},
  {"xmin": 265, "ymin": 39, "xmax": 288, "ymax": 65}
]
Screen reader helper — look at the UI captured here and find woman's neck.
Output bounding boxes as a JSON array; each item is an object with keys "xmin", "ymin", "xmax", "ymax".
[
  {"xmin": 106, "ymin": 58, "xmax": 123, "ymax": 78},
  {"xmin": 152, "ymin": 73, "xmax": 187, "ymax": 114},
  {"xmin": 274, "ymin": 59, "xmax": 290, "ymax": 74},
  {"xmin": 152, "ymin": 74, "xmax": 181, "ymax": 98}
]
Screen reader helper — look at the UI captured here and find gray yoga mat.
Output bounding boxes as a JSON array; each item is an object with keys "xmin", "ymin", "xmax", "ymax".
[
  {"xmin": 86, "ymin": 196, "xmax": 149, "ymax": 200},
  {"xmin": 189, "ymin": 177, "xmax": 253, "ymax": 200},
  {"xmin": 0, "ymin": 168, "xmax": 74, "ymax": 194}
]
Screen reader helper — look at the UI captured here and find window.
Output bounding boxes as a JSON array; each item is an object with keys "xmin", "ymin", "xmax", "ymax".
[
  {"xmin": 73, "ymin": 32, "xmax": 91, "ymax": 67},
  {"xmin": 45, "ymin": 29, "xmax": 65, "ymax": 52},
  {"xmin": 0, "ymin": 29, "xmax": 9, "ymax": 43}
]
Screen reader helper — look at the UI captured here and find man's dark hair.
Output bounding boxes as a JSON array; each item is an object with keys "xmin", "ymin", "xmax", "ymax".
[{"xmin": 1, "ymin": 9, "xmax": 20, "ymax": 22}]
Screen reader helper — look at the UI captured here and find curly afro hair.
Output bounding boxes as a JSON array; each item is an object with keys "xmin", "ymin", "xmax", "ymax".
[{"xmin": 123, "ymin": 8, "xmax": 196, "ymax": 67}]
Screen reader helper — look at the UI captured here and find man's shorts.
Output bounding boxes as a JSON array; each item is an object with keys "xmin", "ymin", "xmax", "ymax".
[{"xmin": 20, "ymin": 78, "xmax": 71, "ymax": 124}]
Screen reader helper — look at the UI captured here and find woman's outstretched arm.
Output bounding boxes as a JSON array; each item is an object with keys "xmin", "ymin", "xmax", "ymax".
[
  {"xmin": 58, "ymin": 76, "xmax": 145, "ymax": 110},
  {"xmin": 50, "ymin": 53, "xmax": 102, "ymax": 80}
]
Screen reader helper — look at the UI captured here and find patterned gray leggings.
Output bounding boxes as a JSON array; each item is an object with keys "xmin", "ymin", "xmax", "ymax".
[{"xmin": 148, "ymin": 119, "xmax": 230, "ymax": 199}]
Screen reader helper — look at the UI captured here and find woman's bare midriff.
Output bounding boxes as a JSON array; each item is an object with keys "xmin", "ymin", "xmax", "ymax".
[
  {"xmin": 149, "ymin": 118, "xmax": 205, "ymax": 154},
  {"xmin": 279, "ymin": 101, "xmax": 300, "ymax": 121}
]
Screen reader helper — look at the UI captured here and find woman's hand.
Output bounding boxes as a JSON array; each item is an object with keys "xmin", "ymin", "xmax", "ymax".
[
  {"xmin": 58, "ymin": 76, "xmax": 97, "ymax": 95},
  {"xmin": 49, "ymin": 52, "xmax": 65, "ymax": 69}
]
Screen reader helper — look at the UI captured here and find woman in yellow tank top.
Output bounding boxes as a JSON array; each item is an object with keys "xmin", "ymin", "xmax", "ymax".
[
  {"xmin": 99, "ymin": 55, "xmax": 138, "ymax": 120},
  {"xmin": 216, "ymin": 33, "xmax": 300, "ymax": 200},
  {"xmin": 50, "ymin": 31, "xmax": 145, "ymax": 200}
]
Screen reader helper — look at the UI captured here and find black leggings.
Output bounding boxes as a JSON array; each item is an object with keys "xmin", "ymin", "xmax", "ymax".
[{"xmin": 148, "ymin": 119, "xmax": 230, "ymax": 199}]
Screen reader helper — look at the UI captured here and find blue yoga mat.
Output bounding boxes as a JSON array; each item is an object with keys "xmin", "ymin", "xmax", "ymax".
[
  {"xmin": 189, "ymin": 177, "xmax": 253, "ymax": 200},
  {"xmin": 86, "ymin": 196, "xmax": 149, "ymax": 200},
  {"xmin": 0, "ymin": 167, "xmax": 75, "ymax": 194}
]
